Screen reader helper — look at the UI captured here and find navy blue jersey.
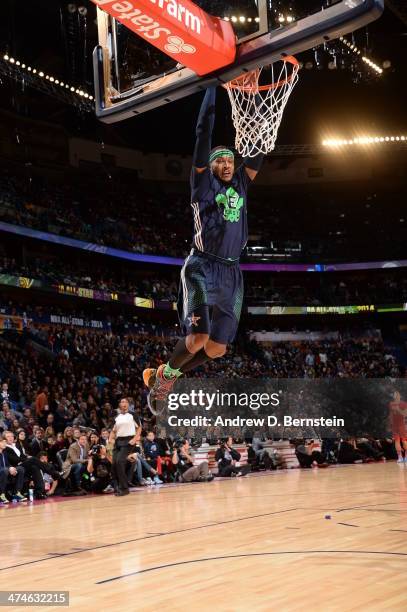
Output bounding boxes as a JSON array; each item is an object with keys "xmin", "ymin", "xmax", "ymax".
[{"xmin": 190, "ymin": 165, "xmax": 251, "ymax": 261}]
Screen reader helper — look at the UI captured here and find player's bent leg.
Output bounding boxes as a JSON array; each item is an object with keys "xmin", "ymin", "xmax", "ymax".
[
  {"xmin": 204, "ymin": 339, "xmax": 227, "ymax": 359},
  {"xmin": 186, "ymin": 333, "xmax": 209, "ymax": 354},
  {"xmin": 181, "ymin": 337, "xmax": 226, "ymax": 374}
]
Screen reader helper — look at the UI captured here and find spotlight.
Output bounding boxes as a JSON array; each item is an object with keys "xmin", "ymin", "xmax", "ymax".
[
  {"xmin": 78, "ymin": 6, "xmax": 87, "ymax": 16},
  {"xmin": 323, "ymin": 134, "xmax": 407, "ymax": 147},
  {"xmin": 3, "ymin": 54, "xmax": 9, "ymax": 60},
  {"xmin": 67, "ymin": 3, "xmax": 77, "ymax": 13}
]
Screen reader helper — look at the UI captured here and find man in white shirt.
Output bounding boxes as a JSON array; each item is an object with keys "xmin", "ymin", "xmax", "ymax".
[{"xmin": 111, "ymin": 398, "xmax": 140, "ymax": 496}]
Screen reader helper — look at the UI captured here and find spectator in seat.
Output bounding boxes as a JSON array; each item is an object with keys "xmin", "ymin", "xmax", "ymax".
[
  {"xmin": 0, "ymin": 437, "xmax": 26, "ymax": 503},
  {"xmin": 35, "ymin": 386, "xmax": 49, "ymax": 418},
  {"xmin": 11, "ymin": 418, "xmax": 21, "ymax": 434},
  {"xmin": 100, "ymin": 428, "xmax": 110, "ymax": 446},
  {"xmin": 16, "ymin": 429, "xmax": 31, "ymax": 456},
  {"xmin": 47, "ymin": 432, "xmax": 65, "ymax": 465},
  {"xmin": 4, "ymin": 431, "xmax": 53, "ymax": 499},
  {"xmin": 127, "ymin": 450, "xmax": 163, "ymax": 486},
  {"xmin": 54, "ymin": 404, "xmax": 69, "ymax": 433},
  {"xmin": 44, "ymin": 413, "xmax": 56, "ymax": 438},
  {"xmin": 172, "ymin": 440, "xmax": 213, "ymax": 482},
  {"xmin": 215, "ymin": 437, "xmax": 250, "ymax": 477},
  {"xmin": 88, "ymin": 432, "xmax": 100, "ymax": 448},
  {"xmin": 18, "ymin": 408, "xmax": 33, "ymax": 431},
  {"xmin": 30, "ymin": 428, "xmax": 47, "ymax": 456},
  {"xmin": 143, "ymin": 431, "xmax": 160, "ymax": 470},
  {"xmin": 1, "ymin": 383, "xmax": 10, "ymax": 404},
  {"xmin": 63, "ymin": 427, "xmax": 75, "ymax": 448},
  {"xmin": 62, "ymin": 433, "xmax": 90, "ymax": 492}
]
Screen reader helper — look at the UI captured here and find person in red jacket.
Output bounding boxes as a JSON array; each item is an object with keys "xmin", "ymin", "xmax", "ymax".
[{"xmin": 388, "ymin": 391, "xmax": 407, "ymax": 463}]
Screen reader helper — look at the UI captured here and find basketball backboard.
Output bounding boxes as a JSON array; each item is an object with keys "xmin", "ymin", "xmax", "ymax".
[{"xmin": 92, "ymin": 0, "xmax": 384, "ymax": 123}]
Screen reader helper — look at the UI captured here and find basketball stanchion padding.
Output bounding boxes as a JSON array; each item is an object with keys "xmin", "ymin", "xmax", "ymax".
[{"xmin": 224, "ymin": 56, "xmax": 300, "ymax": 158}]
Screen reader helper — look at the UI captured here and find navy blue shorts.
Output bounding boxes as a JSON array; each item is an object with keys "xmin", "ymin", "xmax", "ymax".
[{"xmin": 177, "ymin": 251, "xmax": 244, "ymax": 345}]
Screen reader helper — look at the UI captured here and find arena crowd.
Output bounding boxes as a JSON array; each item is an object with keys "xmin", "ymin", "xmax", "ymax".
[{"xmin": 0, "ymin": 326, "xmax": 403, "ymax": 503}]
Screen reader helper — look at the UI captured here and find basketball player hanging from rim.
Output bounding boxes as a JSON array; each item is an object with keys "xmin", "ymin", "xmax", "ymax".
[{"xmin": 143, "ymin": 84, "xmax": 264, "ymax": 413}]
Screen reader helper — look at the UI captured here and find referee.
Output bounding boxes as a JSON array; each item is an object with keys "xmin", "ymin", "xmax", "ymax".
[{"xmin": 111, "ymin": 398, "xmax": 140, "ymax": 496}]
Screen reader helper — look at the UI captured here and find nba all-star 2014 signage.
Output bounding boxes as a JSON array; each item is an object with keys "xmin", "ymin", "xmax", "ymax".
[{"xmin": 92, "ymin": 0, "xmax": 236, "ymax": 75}]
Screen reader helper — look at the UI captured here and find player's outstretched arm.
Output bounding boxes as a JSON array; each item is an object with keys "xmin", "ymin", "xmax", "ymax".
[
  {"xmin": 192, "ymin": 86, "xmax": 217, "ymax": 174},
  {"xmin": 243, "ymin": 151, "xmax": 264, "ymax": 181}
]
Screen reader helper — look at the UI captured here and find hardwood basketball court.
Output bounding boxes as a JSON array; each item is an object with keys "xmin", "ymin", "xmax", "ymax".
[{"xmin": 1, "ymin": 462, "xmax": 407, "ymax": 611}]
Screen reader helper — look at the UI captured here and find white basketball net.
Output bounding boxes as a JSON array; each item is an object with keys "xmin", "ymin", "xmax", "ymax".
[{"xmin": 224, "ymin": 57, "xmax": 299, "ymax": 158}]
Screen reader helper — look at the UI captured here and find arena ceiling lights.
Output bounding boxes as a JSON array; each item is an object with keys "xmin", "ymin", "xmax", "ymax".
[
  {"xmin": 339, "ymin": 36, "xmax": 384, "ymax": 75},
  {"xmin": 2, "ymin": 53, "xmax": 94, "ymax": 104},
  {"xmin": 323, "ymin": 135, "xmax": 407, "ymax": 147}
]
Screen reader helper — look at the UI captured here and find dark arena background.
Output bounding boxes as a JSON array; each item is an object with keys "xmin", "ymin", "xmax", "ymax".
[{"xmin": 0, "ymin": 1, "xmax": 407, "ymax": 610}]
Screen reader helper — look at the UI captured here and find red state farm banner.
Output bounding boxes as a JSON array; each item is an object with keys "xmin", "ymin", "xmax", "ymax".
[{"xmin": 92, "ymin": 0, "xmax": 236, "ymax": 76}]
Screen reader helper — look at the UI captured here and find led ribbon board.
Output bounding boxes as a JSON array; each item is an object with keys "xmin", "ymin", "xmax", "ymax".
[{"xmin": 91, "ymin": 0, "xmax": 236, "ymax": 76}]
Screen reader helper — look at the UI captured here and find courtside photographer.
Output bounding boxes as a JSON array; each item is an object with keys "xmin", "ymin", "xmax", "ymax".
[
  {"xmin": 172, "ymin": 439, "xmax": 213, "ymax": 482},
  {"xmin": 87, "ymin": 443, "xmax": 113, "ymax": 493},
  {"xmin": 215, "ymin": 436, "xmax": 250, "ymax": 477}
]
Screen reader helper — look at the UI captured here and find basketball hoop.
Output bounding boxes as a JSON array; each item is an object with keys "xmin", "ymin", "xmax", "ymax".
[{"xmin": 223, "ymin": 56, "xmax": 299, "ymax": 158}]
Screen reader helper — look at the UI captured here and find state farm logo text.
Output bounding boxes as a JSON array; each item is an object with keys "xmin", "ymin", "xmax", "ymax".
[{"xmin": 95, "ymin": 0, "xmax": 202, "ymax": 46}]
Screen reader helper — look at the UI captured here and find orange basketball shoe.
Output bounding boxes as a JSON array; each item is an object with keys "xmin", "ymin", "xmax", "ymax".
[
  {"xmin": 142, "ymin": 368, "xmax": 157, "ymax": 390},
  {"xmin": 146, "ymin": 364, "xmax": 179, "ymax": 416}
]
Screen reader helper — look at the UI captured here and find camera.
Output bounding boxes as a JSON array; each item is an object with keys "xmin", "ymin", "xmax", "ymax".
[{"xmin": 90, "ymin": 444, "xmax": 102, "ymax": 455}]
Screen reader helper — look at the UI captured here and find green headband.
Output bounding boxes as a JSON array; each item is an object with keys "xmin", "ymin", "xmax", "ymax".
[{"xmin": 209, "ymin": 149, "xmax": 234, "ymax": 164}]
